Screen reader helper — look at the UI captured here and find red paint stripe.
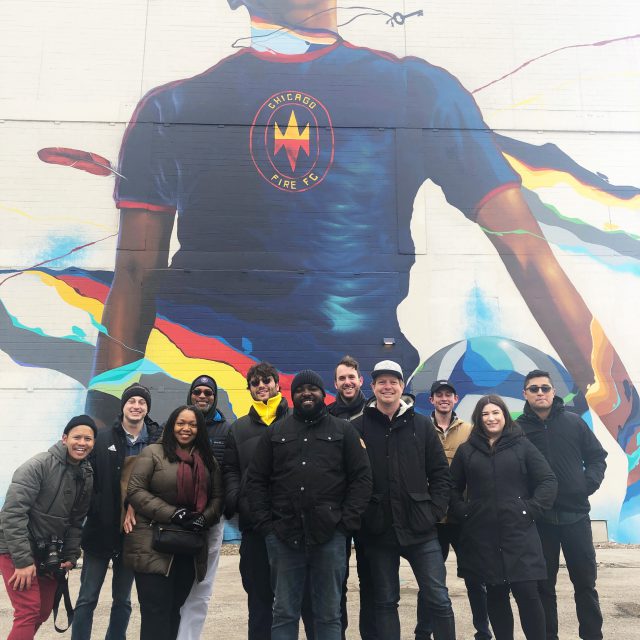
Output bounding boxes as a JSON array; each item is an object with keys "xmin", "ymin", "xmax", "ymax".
[
  {"xmin": 54, "ymin": 273, "xmax": 339, "ymax": 402},
  {"xmin": 115, "ymin": 201, "xmax": 176, "ymax": 213},
  {"xmin": 473, "ymin": 182, "xmax": 522, "ymax": 216}
]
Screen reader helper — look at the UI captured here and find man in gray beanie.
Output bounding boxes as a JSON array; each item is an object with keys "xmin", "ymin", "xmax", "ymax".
[
  {"xmin": 246, "ymin": 370, "xmax": 372, "ymax": 640},
  {"xmin": 72, "ymin": 384, "xmax": 162, "ymax": 640}
]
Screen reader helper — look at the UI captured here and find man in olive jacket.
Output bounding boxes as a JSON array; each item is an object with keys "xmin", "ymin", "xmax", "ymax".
[
  {"xmin": 516, "ymin": 369, "xmax": 607, "ymax": 640},
  {"xmin": 0, "ymin": 415, "xmax": 96, "ymax": 639},
  {"xmin": 352, "ymin": 361, "xmax": 455, "ymax": 640},
  {"xmin": 246, "ymin": 369, "xmax": 372, "ymax": 640}
]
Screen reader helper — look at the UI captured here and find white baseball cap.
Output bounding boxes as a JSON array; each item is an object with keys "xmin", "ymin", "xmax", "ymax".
[{"xmin": 371, "ymin": 360, "xmax": 404, "ymax": 381}]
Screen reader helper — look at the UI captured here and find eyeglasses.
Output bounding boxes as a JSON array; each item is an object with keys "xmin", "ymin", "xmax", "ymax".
[
  {"xmin": 249, "ymin": 376, "xmax": 273, "ymax": 387},
  {"xmin": 191, "ymin": 388, "xmax": 213, "ymax": 397},
  {"xmin": 525, "ymin": 385, "xmax": 553, "ymax": 394}
]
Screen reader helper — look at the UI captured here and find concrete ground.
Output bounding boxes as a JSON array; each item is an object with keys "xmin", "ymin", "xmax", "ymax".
[{"xmin": 1, "ymin": 544, "xmax": 638, "ymax": 638}]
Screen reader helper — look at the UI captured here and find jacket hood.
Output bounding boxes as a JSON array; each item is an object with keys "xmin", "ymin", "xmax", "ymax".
[
  {"xmin": 364, "ymin": 393, "xmax": 415, "ymax": 421},
  {"xmin": 48, "ymin": 440, "xmax": 93, "ymax": 474},
  {"xmin": 187, "ymin": 375, "xmax": 222, "ymax": 424},
  {"xmin": 521, "ymin": 395, "xmax": 565, "ymax": 422}
]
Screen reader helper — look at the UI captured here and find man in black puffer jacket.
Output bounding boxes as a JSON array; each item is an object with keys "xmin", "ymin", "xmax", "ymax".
[
  {"xmin": 516, "ymin": 369, "xmax": 607, "ymax": 640},
  {"xmin": 73, "ymin": 384, "xmax": 161, "ymax": 640},
  {"xmin": 353, "ymin": 360, "xmax": 455, "ymax": 640}
]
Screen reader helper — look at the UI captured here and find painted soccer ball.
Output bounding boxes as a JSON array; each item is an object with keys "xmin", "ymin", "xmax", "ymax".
[{"xmin": 410, "ymin": 336, "xmax": 587, "ymax": 418}]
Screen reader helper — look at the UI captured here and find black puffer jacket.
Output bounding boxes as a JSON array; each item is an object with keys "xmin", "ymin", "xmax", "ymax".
[
  {"xmin": 516, "ymin": 396, "xmax": 607, "ymax": 515},
  {"xmin": 450, "ymin": 427, "xmax": 557, "ymax": 585},
  {"xmin": 352, "ymin": 396, "xmax": 451, "ymax": 546},
  {"xmin": 81, "ymin": 417, "xmax": 162, "ymax": 558},
  {"xmin": 246, "ymin": 407, "xmax": 372, "ymax": 548},
  {"xmin": 223, "ymin": 395, "xmax": 290, "ymax": 529}
]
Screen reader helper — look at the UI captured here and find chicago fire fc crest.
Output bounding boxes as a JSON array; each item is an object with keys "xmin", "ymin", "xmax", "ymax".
[{"xmin": 250, "ymin": 90, "xmax": 334, "ymax": 192}]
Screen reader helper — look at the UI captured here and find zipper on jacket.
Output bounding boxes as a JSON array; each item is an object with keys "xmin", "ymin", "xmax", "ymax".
[{"xmin": 491, "ymin": 450, "xmax": 508, "ymax": 583}]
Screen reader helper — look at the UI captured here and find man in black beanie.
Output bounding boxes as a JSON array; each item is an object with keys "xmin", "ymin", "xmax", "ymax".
[
  {"xmin": 72, "ymin": 384, "xmax": 162, "ymax": 640},
  {"xmin": 246, "ymin": 370, "xmax": 372, "ymax": 640}
]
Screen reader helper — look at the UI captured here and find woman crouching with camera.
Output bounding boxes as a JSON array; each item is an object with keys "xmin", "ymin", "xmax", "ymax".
[
  {"xmin": 450, "ymin": 395, "xmax": 557, "ymax": 640},
  {"xmin": 124, "ymin": 405, "xmax": 223, "ymax": 640},
  {"xmin": 0, "ymin": 415, "xmax": 96, "ymax": 639}
]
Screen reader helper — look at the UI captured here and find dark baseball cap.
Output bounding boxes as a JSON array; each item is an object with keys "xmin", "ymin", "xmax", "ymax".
[{"xmin": 430, "ymin": 380, "xmax": 457, "ymax": 395}]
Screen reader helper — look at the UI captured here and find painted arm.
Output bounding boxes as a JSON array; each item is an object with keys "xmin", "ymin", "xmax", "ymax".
[
  {"xmin": 476, "ymin": 187, "xmax": 634, "ymax": 445},
  {"xmin": 86, "ymin": 207, "xmax": 175, "ymax": 426}
]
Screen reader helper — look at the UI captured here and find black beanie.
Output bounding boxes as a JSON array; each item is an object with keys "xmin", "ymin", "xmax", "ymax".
[
  {"xmin": 64, "ymin": 414, "xmax": 98, "ymax": 437},
  {"xmin": 291, "ymin": 370, "xmax": 326, "ymax": 397},
  {"xmin": 120, "ymin": 384, "xmax": 152, "ymax": 412}
]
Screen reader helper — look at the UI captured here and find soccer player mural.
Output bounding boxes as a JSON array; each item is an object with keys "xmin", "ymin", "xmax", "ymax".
[{"xmin": 1, "ymin": 0, "xmax": 639, "ymax": 541}]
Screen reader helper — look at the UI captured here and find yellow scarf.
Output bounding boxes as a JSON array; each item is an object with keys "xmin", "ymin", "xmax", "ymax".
[{"xmin": 252, "ymin": 393, "xmax": 284, "ymax": 426}]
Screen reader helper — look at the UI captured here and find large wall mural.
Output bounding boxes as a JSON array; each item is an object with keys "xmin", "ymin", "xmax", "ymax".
[{"xmin": 1, "ymin": 0, "xmax": 639, "ymax": 541}]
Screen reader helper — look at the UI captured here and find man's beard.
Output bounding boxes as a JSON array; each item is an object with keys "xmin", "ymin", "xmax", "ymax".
[{"xmin": 295, "ymin": 398, "xmax": 325, "ymax": 419}]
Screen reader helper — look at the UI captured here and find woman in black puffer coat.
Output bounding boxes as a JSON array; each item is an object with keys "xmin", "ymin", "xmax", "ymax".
[{"xmin": 450, "ymin": 395, "xmax": 557, "ymax": 640}]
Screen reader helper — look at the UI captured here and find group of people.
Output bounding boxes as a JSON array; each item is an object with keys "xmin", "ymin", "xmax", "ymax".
[{"xmin": 0, "ymin": 357, "xmax": 607, "ymax": 640}]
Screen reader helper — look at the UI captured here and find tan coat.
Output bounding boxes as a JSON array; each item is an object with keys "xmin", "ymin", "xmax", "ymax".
[
  {"xmin": 433, "ymin": 417, "xmax": 473, "ymax": 465},
  {"xmin": 431, "ymin": 416, "xmax": 472, "ymax": 523},
  {"xmin": 123, "ymin": 444, "xmax": 223, "ymax": 581}
]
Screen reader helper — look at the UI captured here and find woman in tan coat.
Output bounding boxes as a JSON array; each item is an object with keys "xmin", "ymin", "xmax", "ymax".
[{"xmin": 124, "ymin": 405, "xmax": 223, "ymax": 640}]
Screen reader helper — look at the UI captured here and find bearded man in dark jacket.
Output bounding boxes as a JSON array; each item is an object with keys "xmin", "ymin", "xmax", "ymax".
[
  {"xmin": 328, "ymin": 355, "xmax": 367, "ymax": 421},
  {"xmin": 352, "ymin": 360, "xmax": 455, "ymax": 640},
  {"xmin": 516, "ymin": 369, "xmax": 607, "ymax": 640},
  {"xmin": 72, "ymin": 384, "xmax": 161, "ymax": 640},
  {"xmin": 246, "ymin": 369, "xmax": 372, "ymax": 640}
]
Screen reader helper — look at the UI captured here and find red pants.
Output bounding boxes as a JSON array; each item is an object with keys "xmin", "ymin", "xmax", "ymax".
[{"xmin": 0, "ymin": 553, "xmax": 58, "ymax": 640}]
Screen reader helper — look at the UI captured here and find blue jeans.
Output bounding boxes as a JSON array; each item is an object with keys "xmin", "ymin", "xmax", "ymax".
[
  {"xmin": 265, "ymin": 531, "xmax": 347, "ymax": 640},
  {"xmin": 367, "ymin": 538, "xmax": 456, "ymax": 640},
  {"xmin": 71, "ymin": 551, "xmax": 134, "ymax": 640}
]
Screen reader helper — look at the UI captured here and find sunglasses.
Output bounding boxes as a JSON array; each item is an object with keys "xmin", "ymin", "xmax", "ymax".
[
  {"xmin": 249, "ymin": 376, "xmax": 273, "ymax": 387},
  {"xmin": 525, "ymin": 385, "xmax": 553, "ymax": 394},
  {"xmin": 191, "ymin": 388, "xmax": 214, "ymax": 397}
]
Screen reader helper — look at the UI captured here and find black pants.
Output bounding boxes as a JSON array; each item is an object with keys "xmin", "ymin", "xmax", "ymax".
[
  {"xmin": 239, "ymin": 529, "xmax": 315, "ymax": 640},
  {"xmin": 135, "ymin": 554, "xmax": 195, "ymax": 640},
  {"xmin": 486, "ymin": 580, "xmax": 545, "ymax": 640},
  {"xmin": 354, "ymin": 536, "xmax": 378, "ymax": 640},
  {"xmin": 537, "ymin": 517, "xmax": 603, "ymax": 640}
]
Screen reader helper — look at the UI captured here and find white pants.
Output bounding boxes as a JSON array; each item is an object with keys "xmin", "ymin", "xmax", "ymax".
[{"xmin": 176, "ymin": 518, "xmax": 225, "ymax": 639}]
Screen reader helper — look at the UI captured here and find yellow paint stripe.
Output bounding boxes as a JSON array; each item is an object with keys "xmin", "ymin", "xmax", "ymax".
[
  {"xmin": 504, "ymin": 153, "xmax": 640, "ymax": 211},
  {"xmin": 0, "ymin": 203, "xmax": 115, "ymax": 231},
  {"xmin": 34, "ymin": 271, "xmax": 104, "ymax": 322},
  {"xmin": 32, "ymin": 270, "xmax": 251, "ymax": 415}
]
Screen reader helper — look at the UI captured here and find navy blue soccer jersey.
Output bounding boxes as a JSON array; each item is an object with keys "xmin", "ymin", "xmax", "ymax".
[{"xmin": 115, "ymin": 40, "xmax": 520, "ymax": 379}]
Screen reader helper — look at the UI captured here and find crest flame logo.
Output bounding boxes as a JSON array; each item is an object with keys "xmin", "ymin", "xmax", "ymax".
[
  {"xmin": 250, "ymin": 90, "xmax": 334, "ymax": 193},
  {"xmin": 274, "ymin": 111, "xmax": 310, "ymax": 172}
]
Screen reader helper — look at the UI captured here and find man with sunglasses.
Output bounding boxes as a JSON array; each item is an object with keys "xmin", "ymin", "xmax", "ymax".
[
  {"xmin": 176, "ymin": 375, "xmax": 230, "ymax": 639},
  {"xmin": 516, "ymin": 369, "xmax": 607, "ymax": 640},
  {"xmin": 223, "ymin": 362, "xmax": 315, "ymax": 640}
]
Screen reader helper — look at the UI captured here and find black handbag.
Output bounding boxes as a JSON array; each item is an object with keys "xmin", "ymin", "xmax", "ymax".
[{"xmin": 152, "ymin": 523, "xmax": 205, "ymax": 556}]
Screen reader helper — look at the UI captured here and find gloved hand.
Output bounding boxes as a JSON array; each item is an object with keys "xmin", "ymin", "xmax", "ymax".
[
  {"xmin": 182, "ymin": 512, "xmax": 206, "ymax": 531},
  {"xmin": 171, "ymin": 507, "xmax": 191, "ymax": 527}
]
